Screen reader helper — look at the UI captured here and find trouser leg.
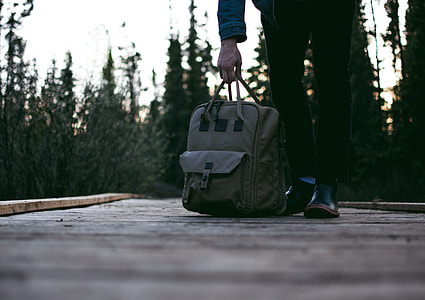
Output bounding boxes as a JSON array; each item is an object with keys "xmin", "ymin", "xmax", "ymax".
[
  {"xmin": 262, "ymin": 0, "xmax": 355, "ymax": 183},
  {"xmin": 311, "ymin": 1, "xmax": 355, "ymax": 183},
  {"xmin": 261, "ymin": 1, "xmax": 315, "ymax": 180}
]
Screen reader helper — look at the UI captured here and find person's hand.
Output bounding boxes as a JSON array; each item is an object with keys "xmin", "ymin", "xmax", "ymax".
[{"xmin": 217, "ymin": 38, "xmax": 242, "ymax": 83}]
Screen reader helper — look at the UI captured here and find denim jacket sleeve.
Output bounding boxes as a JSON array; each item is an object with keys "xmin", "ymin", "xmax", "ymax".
[
  {"xmin": 218, "ymin": 0, "xmax": 247, "ymax": 42},
  {"xmin": 218, "ymin": 0, "xmax": 277, "ymax": 43}
]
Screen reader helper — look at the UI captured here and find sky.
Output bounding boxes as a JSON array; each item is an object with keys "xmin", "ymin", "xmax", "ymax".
[
  {"xmin": 18, "ymin": 0, "xmax": 261, "ymax": 105},
  {"xmin": 17, "ymin": 0, "xmax": 406, "ymax": 106}
]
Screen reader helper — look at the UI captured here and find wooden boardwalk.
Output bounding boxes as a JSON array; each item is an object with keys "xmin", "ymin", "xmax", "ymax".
[{"xmin": 1, "ymin": 198, "xmax": 425, "ymax": 300}]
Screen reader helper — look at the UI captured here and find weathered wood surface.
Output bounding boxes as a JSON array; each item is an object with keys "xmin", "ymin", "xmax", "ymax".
[
  {"xmin": 340, "ymin": 201, "xmax": 425, "ymax": 212},
  {"xmin": 1, "ymin": 198, "xmax": 425, "ymax": 300},
  {"xmin": 0, "ymin": 193, "xmax": 138, "ymax": 216},
  {"xmin": 2, "ymin": 193, "xmax": 424, "ymax": 217}
]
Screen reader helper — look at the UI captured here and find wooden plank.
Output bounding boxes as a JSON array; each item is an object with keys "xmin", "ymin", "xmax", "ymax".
[
  {"xmin": 0, "ymin": 193, "xmax": 138, "ymax": 216},
  {"xmin": 339, "ymin": 201, "xmax": 425, "ymax": 212}
]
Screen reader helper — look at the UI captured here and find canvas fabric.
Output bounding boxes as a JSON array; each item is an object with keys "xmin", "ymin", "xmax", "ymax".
[{"xmin": 179, "ymin": 77, "xmax": 287, "ymax": 216}]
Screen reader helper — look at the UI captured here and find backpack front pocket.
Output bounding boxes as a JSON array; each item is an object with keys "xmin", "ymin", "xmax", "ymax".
[{"xmin": 180, "ymin": 150, "xmax": 251, "ymax": 216}]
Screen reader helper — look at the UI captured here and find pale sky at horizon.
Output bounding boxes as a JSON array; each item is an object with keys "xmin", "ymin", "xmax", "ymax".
[
  {"xmin": 18, "ymin": 0, "xmax": 262, "ymax": 104},
  {"xmin": 16, "ymin": 0, "xmax": 406, "ymax": 106}
]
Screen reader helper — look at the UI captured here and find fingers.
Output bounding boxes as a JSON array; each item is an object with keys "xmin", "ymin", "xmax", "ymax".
[
  {"xmin": 218, "ymin": 60, "xmax": 242, "ymax": 83},
  {"xmin": 217, "ymin": 38, "xmax": 242, "ymax": 83},
  {"xmin": 219, "ymin": 66, "xmax": 236, "ymax": 84},
  {"xmin": 219, "ymin": 63, "xmax": 242, "ymax": 84},
  {"xmin": 218, "ymin": 66, "xmax": 228, "ymax": 83}
]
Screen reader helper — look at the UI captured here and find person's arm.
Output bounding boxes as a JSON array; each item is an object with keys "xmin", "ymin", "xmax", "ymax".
[
  {"xmin": 217, "ymin": 0, "xmax": 246, "ymax": 83},
  {"xmin": 218, "ymin": 0, "xmax": 247, "ymax": 42}
]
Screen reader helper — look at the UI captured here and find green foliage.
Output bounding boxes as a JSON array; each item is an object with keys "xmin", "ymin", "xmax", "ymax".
[
  {"xmin": 245, "ymin": 28, "xmax": 272, "ymax": 106},
  {"xmin": 342, "ymin": 0, "xmax": 425, "ymax": 201},
  {"xmin": 0, "ymin": 2, "xmax": 167, "ymax": 200},
  {"xmin": 0, "ymin": 1, "xmax": 36, "ymax": 199},
  {"xmin": 159, "ymin": 35, "xmax": 187, "ymax": 188},
  {"xmin": 390, "ymin": 0, "xmax": 425, "ymax": 201},
  {"xmin": 383, "ymin": 0, "xmax": 405, "ymax": 77},
  {"xmin": 159, "ymin": 0, "xmax": 216, "ymax": 189},
  {"xmin": 343, "ymin": 1, "xmax": 391, "ymax": 200}
]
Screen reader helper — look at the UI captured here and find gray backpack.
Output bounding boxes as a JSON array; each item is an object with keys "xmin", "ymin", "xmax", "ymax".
[{"xmin": 179, "ymin": 77, "xmax": 287, "ymax": 216}]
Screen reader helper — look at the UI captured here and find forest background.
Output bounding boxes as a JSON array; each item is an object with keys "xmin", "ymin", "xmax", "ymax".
[{"xmin": 1, "ymin": 0, "xmax": 424, "ymax": 202}]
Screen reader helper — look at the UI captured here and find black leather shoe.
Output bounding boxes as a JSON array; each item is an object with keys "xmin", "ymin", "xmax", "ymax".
[
  {"xmin": 283, "ymin": 179, "xmax": 315, "ymax": 215},
  {"xmin": 304, "ymin": 182, "xmax": 339, "ymax": 218}
]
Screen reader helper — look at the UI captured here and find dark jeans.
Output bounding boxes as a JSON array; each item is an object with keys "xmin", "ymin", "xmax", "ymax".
[{"xmin": 262, "ymin": 0, "xmax": 355, "ymax": 183}]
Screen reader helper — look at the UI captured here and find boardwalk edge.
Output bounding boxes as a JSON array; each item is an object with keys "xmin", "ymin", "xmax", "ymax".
[
  {"xmin": 339, "ymin": 201, "xmax": 425, "ymax": 213},
  {"xmin": 0, "ymin": 193, "xmax": 139, "ymax": 216}
]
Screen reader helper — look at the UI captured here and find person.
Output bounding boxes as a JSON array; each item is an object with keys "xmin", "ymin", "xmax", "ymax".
[{"xmin": 217, "ymin": 0, "xmax": 355, "ymax": 218}]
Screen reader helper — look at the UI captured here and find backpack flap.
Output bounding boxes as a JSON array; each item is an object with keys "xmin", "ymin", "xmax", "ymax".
[{"xmin": 180, "ymin": 150, "xmax": 247, "ymax": 189}]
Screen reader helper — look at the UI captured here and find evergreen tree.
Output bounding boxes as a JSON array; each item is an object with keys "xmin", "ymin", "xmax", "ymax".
[
  {"xmin": 159, "ymin": 2, "xmax": 217, "ymax": 189},
  {"xmin": 157, "ymin": 1, "xmax": 218, "ymax": 189},
  {"xmin": 119, "ymin": 42, "xmax": 142, "ymax": 122},
  {"xmin": 185, "ymin": 0, "xmax": 204, "ymax": 108},
  {"xmin": 198, "ymin": 11, "xmax": 217, "ymax": 103},
  {"xmin": 245, "ymin": 28, "xmax": 272, "ymax": 106},
  {"xmin": 145, "ymin": 69, "xmax": 161, "ymax": 129},
  {"xmin": 55, "ymin": 52, "xmax": 77, "ymax": 196},
  {"xmin": 185, "ymin": 2, "xmax": 216, "ymax": 108},
  {"xmin": 345, "ymin": 1, "xmax": 391, "ymax": 200},
  {"xmin": 383, "ymin": 0, "xmax": 405, "ymax": 81},
  {"xmin": 0, "ymin": 1, "xmax": 168, "ymax": 199},
  {"xmin": 392, "ymin": 0, "xmax": 425, "ymax": 201},
  {"xmin": 368, "ymin": 0, "xmax": 383, "ymax": 102},
  {"xmin": 77, "ymin": 47, "xmax": 167, "ymax": 196},
  {"xmin": 0, "ymin": 1, "xmax": 34, "ymax": 199},
  {"xmin": 102, "ymin": 48, "xmax": 117, "ymax": 102},
  {"xmin": 81, "ymin": 49, "xmax": 124, "ymax": 193},
  {"xmin": 24, "ymin": 54, "xmax": 78, "ymax": 198},
  {"xmin": 21, "ymin": 59, "xmax": 40, "ymax": 197},
  {"xmin": 160, "ymin": 34, "xmax": 187, "ymax": 187}
]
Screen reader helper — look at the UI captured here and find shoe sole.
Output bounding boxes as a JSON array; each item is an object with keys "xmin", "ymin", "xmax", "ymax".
[{"xmin": 304, "ymin": 204, "xmax": 340, "ymax": 219}]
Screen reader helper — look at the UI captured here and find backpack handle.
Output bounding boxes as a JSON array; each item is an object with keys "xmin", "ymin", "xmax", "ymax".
[
  {"xmin": 206, "ymin": 75, "xmax": 261, "ymax": 121},
  {"xmin": 233, "ymin": 74, "xmax": 261, "ymax": 105}
]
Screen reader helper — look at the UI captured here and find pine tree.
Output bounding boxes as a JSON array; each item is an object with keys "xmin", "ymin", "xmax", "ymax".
[
  {"xmin": 185, "ymin": 2, "xmax": 215, "ymax": 107},
  {"xmin": 185, "ymin": 0, "xmax": 203, "ymax": 108},
  {"xmin": 0, "ymin": 1, "xmax": 35, "ymax": 199},
  {"xmin": 346, "ymin": 1, "xmax": 392, "ymax": 200},
  {"xmin": 21, "ymin": 59, "xmax": 40, "ymax": 198},
  {"xmin": 145, "ymin": 69, "xmax": 161, "ymax": 129},
  {"xmin": 383, "ymin": 0, "xmax": 405, "ymax": 81},
  {"xmin": 198, "ymin": 11, "xmax": 217, "ymax": 104},
  {"xmin": 0, "ymin": 1, "xmax": 169, "ymax": 199},
  {"xmin": 350, "ymin": 1, "xmax": 380, "ymax": 131},
  {"xmin": 246, "ymin": 28, "xmax": 272, "ymax": 106},
  {"xmin": 119, "ymin": 42, "xmax": 142, "ymax": 122},
  {"xmin": 368, "ymin": 0, "xmax": 383, "ymax": 104},
  {"xmin": 55, "ymin": 52, "xmax": 77, "ymax": 196},
  {"xmin": 157, "ymin": 1, "xmax": 218, "ymax": 189},
  {"xmin": 27, "ymin": 60, "xmax": 60, "ymax": 197},
  {"xmin": 26, "ymin": 54, "xmax": 78, "ymax": 198},
  {"xmin": 160, "ymin": 34, "xmax": 187, "ymax": 187},
  {"xmin": 391, "ymin": 0, "xmax": 425, "ymax": 201},
  {"xmin": 76, "ymin": 46, "xmax": 168, "ymax": 196},
  {"xmin": 102, "ymin": 48, "xmax": 117, "ymax": 103}
]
